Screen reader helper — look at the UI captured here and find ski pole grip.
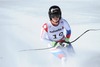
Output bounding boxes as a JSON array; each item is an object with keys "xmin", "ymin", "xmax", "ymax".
[
  {"xmin": 53, "ymin": 42, "xmax": 58, "ymax": 47},
  {"xmin": 64, "ymin": 41, "xmax": 71, "ymax": 44}
]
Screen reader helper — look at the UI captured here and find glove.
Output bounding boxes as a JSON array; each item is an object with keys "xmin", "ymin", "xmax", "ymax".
[
  {"xmin": 51, "ymin": 41, "xmax": 60, "ymax": 47},
  {"xmin": 65, "ymin": 38, "xmax": 69, "ymax": 42},
  {"xmin": 60, "ymin": 42, "xmax": 69, "ymax": 47},
  {"xmin": 65, "ymin": 38, "xmax": 70, "ymax": 44},
  {"xmin": 51, "ymin": 41, "xmax": 57, "ymax": 47}
]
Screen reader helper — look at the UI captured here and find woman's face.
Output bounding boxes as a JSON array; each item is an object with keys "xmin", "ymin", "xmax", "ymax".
[
  {"xmin": 52, "ymin": 17, "xmax": 59, "ymax": 23},
  {"xmin": 51, "ymin": 15, "xmax": 60, "ymax": 25}
]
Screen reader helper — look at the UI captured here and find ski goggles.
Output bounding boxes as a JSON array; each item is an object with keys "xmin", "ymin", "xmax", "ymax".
[{"xmin": 50, "ymin": 14, "xmax": 60, "ymax": 18}]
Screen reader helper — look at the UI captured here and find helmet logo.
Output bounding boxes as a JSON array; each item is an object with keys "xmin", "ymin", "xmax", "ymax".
[{"xmin": 51, "ymin": 8, "xmax": 59, "ymax": 13}]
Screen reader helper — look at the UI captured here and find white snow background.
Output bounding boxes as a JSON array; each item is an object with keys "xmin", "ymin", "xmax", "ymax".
[{"xmin": 0, "ymin": 0, "xmax": 100, "ymax": 67}]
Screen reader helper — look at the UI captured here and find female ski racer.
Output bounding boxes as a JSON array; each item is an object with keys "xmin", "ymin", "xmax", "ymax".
[{"xmin": 40, "ymin": 5, "xmax": 75, "ymax": 65}]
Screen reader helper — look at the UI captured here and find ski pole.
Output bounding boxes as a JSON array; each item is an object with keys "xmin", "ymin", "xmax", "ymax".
[{"xmin": 19, "ymin": 29, "xmax": 100, "ymax": 51}]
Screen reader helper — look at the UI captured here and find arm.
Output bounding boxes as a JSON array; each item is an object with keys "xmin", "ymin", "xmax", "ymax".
[
  {"xmin": 63, "ymin": 19, "xmax": 71, "ymax": 42},
  {"xmin": 40, "ymin": 23, "xmax": 58, "ymax": 47},
  {"xmin": 40, "ymin": 23, "xmax": 50, "ymax": 42}
]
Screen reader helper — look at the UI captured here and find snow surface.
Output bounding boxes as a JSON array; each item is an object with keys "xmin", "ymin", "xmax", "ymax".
[{"xmin": 0, "ymin": 0, "xmax": 100, "ymax": 67}]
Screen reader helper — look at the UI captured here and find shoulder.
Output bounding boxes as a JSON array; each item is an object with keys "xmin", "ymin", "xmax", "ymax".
[
  {"xmin": 60, "ymin": 18, "xmax": 71, "ymax": 28},
  {"xmin": 59, "ymin": 18, "xmax": 69, "ymax": 25},
  {"xmin": 42, "ymin": 23, "xmax": 48, "ymax": 32},
  {"xmin": 60, "ymin": 18, "xmax": 68, "ymax": 23}
]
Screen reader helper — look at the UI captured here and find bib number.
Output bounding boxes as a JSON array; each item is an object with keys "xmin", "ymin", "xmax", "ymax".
[{"xmin": 53, "ymin": 32, "xmax": 63, "ymax": 39}]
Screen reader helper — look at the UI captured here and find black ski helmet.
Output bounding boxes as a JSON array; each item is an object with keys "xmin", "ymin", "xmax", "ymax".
[{"xmin": 48, "ymin": 5, "xmax": 61, "ymax": 20}]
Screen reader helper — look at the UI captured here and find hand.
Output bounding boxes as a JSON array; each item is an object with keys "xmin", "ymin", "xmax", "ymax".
[
  {"xmin": 64, "ymin": 38, "xmax": 70, "ymax": 44},
  {"xmin": 65, "ymin": 38, "xmax": 69, "ymax": 42},
  {"xmin": 51, "ymin": 41, "xmax": 61, "ymax": 47},
  {"xmin": 60, "ymin": 42, "xmax": 69, "ymax": 47},
  {"xmin": 51, "ymin": 41, "xmax": 57, "ymax": 47}
]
